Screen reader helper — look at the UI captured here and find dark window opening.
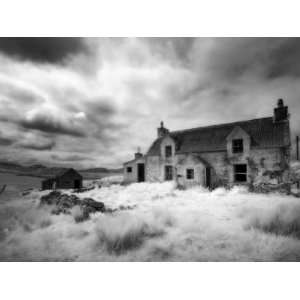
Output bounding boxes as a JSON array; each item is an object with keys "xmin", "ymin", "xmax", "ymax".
[
  {"xmin": 165, "ymin": 145, "xmax": 172, "ymax": 157},
  {"xmin": 232, "ymin": 139, "xmax": 244, "ymax": 153},
  {"xmin": 186, "ymin": 169, "xmax": 194, "ymax": 180},
  {"xmin": 165, "ymin": 165, "xmax": 173, "ymax": 181},
  {"xmin": 234, "ymin": 164, "xmax": 247, "ymax": 182},
  {"xmin": 126, "ymin": 167, "xmax": 132, "ymax": 173}
]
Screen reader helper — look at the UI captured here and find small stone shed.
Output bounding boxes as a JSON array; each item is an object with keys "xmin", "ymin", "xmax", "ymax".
[{"xmin": 41, "ymin": 168, "xmax": 83, "ymax": 190}]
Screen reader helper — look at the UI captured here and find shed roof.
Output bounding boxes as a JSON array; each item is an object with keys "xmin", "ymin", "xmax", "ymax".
[
  {"xmin": 147, "ymin": 117, "xmax": 290, "ymax": 156},
  {"xmin": 44, "ymin": 168, "xmax": 82, "ymax": 180}
]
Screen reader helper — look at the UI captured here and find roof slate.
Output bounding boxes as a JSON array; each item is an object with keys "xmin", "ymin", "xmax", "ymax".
[{"xmin": 147, "ymin": 117, "xmax": 290, "ymax": 156}]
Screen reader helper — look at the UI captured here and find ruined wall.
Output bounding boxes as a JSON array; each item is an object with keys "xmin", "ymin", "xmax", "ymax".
[
  {"xmin": 205, "ymin": 147, "xmax": 290, "ymax": 187},
  {"xmin": 245, "ymin": 147, "xmax": 290, "ymax": 185}
]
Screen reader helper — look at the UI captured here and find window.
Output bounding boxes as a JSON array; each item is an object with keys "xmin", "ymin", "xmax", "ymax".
[
  {"xmin": 126, "ymin": 166, "xmax": 132, "ymax": 173},
  {"xmin": 232, "ymin": 139, "xmax": 244, "ymax": 153},
  {"xmin": 234, "ymin": 164, "xmax": 247, "ymax": 182},
  {"xmin": 186, "ymin": 169, "xmax": 194, "ymax": 180},
  {"xmin": 165, "ymin": 145, "xmax": 172, "ymax": 157},
  {"xmin": 165, "ymin": 165, "xmax": 173, "ymax": 181}
]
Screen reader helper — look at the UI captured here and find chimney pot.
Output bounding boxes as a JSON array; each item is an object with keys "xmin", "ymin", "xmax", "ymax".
[
  {"xmin": 157, "ymin": 121, "xmax": 169, "ymax": 138},
  {"xmin": 278, "ymin": 98, "xmax": 284, "ymax": 107},
  {"xmin": 274, "ymin": 99, "xmax": 288, "ymax": 122},
  {"xmin": 134, "ymin": 147, "xmax": 143, "ymax": 159}
]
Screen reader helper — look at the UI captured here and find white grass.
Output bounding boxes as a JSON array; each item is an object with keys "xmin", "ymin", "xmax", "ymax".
[{"xmin": 1, "ymin": 182, "xmax": 300, "ymax": 261}]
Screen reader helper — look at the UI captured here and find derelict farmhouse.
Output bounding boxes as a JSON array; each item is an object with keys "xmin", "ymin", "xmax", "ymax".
[{"xmin": 124, "ymin": 99, "xmax": 291, "ymax": 189}]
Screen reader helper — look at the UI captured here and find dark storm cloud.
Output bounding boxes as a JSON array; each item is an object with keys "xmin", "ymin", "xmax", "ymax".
[
  {"xmin": 19, "ymin": 114, "xmax": 85, "ymax": 137},
  {"xmin": 51, "ymin": 154, "xmax": 91, "ymax": 162},
  {"xmin": 19, "ymin": 140, "xmax": 55, "ymax": 151},
  {"xmin": 267, "ymin": 38, "xmax": 300, "ymax": 79},
  {"xmin": 201, "ymin": 38, "xmax": 300, "ymax": 82},
  {"xmin": 0, "ymin": 37, "xmax": 88, "ymax": 64},
  {"xmin": 84, "ymin": 99, "xmax": 125, "ymax": 141},
  {"xmin": 0, "ymin": 136, "xmax": 15, "ymax": 146}
]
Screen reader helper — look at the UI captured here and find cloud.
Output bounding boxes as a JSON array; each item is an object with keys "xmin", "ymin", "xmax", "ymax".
[
  {"xmin": 19, "ymin": 108, "xmax": 86, "ymax": 137},
  {"xmin": 74, "ymin": 112, "xmax": 86, "ymax": 120},
  {"xmin": 18, "ymin": 140, "xmax": 55, "ymax": 151},
  {"xmin": 0, "ymin": 37, "xmax": 88, "ymax": 64},
  {"xmin": 0, "ymin": 37, "xmax": 300, "ymax": 168},
  {"xmin": 51, "ymin": 154, "xmax": 92, "ymax": 162},
  {"xmin": 266, "ymin": 38, "xmax": 300, "ymax": 79},
  {"xmin": 0, "ymin": 136, "xmax": 15, "ymax": 146},
  {"xmin": 0, "ymin": 129, "xmax": 16, "ymax": 146}
]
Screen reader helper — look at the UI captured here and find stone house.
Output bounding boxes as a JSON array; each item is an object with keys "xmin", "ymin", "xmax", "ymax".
[
  {"xmin": 123, "ymin": 99, "xmax": 291, "ymax": 188},
  {"xmin": 41, "ymin": 168, "xmax": 83, "ymax": 190}
]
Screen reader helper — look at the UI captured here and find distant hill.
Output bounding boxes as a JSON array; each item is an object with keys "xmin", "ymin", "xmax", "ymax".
[
  {"xmin": 79, "ymin": 167, "xmax": 123, "ymax": 179},
  {"xmin": 0, "ymin": 161, "xmax": 123, "ymax": 180},
  {"xmin": 80, "ymin": 167, "xmax": 123, "ymax": 173}
]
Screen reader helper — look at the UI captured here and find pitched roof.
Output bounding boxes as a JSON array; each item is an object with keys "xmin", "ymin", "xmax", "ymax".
[
  {"xmin": 147, "ymin": 117, "xmax": 290, "ymax": 156},
  {"xmin": 44, "ymin": 168, "xmax": 82, "ymax": 179},
  {"xmin": 123, "ymin": 156, "xmax": 145, "ymax": 165}
]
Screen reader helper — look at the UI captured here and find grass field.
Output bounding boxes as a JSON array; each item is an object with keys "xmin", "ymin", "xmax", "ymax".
[{"xmin": 1, "ymin": 180, "xmax": 300, "ymax": 261}]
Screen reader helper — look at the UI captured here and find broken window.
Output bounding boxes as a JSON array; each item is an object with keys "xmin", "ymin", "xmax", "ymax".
[
  {"xmin": 165, "ymin": 145, "xmax": 172, "ymax": 157},
  {"xmin": 165, "ymin": 165, "xmax": 173, "ymax": 181},
  {"xmin": 126, "ymin": 167, "xmax": 132, "ymax": 173},
  {"xmin": 232, "ymin": 139, "xmax": 244, "ymax": 153},
  {"xmin": 186, "ymin": 169, "xmax": 194, "ymax": 179},
  {"xmin": 234, "ymin": 164, "xmax": 247, "ymax": 182}
]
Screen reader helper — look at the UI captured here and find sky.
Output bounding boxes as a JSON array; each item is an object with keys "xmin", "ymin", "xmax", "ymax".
[{"xmin": 0, "ymin": 37, "xmax": 299, "ymax": 168}]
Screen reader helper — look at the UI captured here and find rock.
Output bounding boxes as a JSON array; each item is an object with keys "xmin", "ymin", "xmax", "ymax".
[
  {"xmin": 40, "ymin": 191, "xmax": 105, "ymax": 221},
  {"xmin": 73, "ymin": 186, "xmax": 95, "ymax": 193},
  {"xmin": 251, "ymin": 182, "xmax": 291, "ymax": 194},
  {"xmin": 40, "ymin": 191, "xmax": 62, "ymax": 205},
  {"xmin": 82, "ymin": 198, "xmax": 105, "ymax": 212}
]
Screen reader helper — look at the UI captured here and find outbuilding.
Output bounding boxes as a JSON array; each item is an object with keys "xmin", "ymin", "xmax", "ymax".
[{"xmin": 41, "ymin": 168, "xmax": 83, "ymax": 190}]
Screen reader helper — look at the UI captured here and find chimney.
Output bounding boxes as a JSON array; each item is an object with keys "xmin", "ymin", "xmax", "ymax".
[
  {"xmin": 134, "ymin": 147, "xmax": 143, "ymax": 159},
  {"xmin": 157, "ymin": 121, "xmax": 169, "ymax": 138},
  {"xmin": 274, "ymin": 99, "xmax": 289, "ymax": 122}
]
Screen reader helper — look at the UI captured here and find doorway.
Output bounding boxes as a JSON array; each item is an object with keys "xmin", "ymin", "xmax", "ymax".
[
  {"xmin": 74, "ymin": 179, "xmax": 81, "ymax": 189},
  {"xmin": 165, "ymin": 165, "xmax": 173, "ymax": 181},
  {"xmin": 137, "ymin": 163, "xmax": 145, "ymax": 182},
  {"xmin": 205, "ymin": 167, "xmax": 211, "ymax": 188}
]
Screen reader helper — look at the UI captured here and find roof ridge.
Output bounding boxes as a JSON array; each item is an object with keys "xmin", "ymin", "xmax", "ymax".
[{"xmin": 170, "ymin": 116, "xmax": 273, "ymax": 135}]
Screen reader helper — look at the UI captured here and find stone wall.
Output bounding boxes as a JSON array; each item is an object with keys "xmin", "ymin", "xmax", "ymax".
[
  {"xmin": 199, "ymin": 152, "xmax": 229, "ymax": 187},
  {"xmin": 145, "ymin": 146, "xmax": 290, "ymax": 188},
  {"xmin": 145, "ymin": 156, "xmax": 162, "ymax": 182},
  {"xmin": 175, "ymin": 154, "xmax": 206, "ymax": 187}
]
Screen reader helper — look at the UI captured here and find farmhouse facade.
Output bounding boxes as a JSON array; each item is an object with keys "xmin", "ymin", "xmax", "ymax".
[
  {"xmin": 124, "ymin": 99, "xmax": 291, "ymax": 188},
  {"xmin": 41, "ymin": 168, "xmax": 83, "ymax": 190}
]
